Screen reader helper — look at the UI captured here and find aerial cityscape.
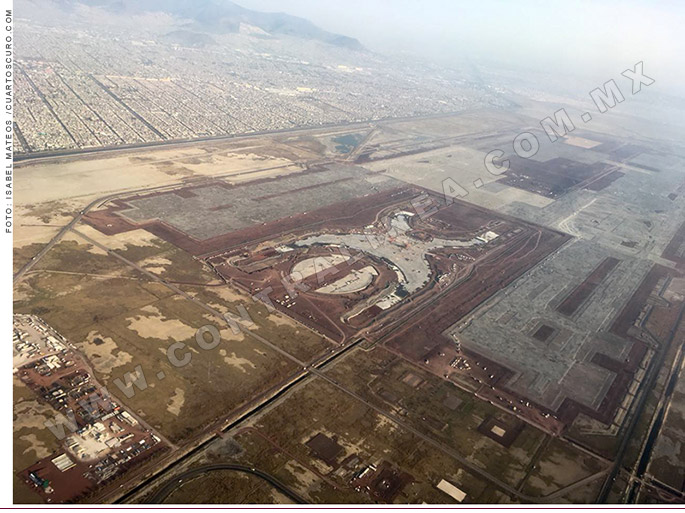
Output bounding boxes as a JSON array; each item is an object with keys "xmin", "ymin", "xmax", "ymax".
[
  {"xmin": 10, "ymin": 0, "xmax": 685, "ymax": 507},
  {"xmin": 14, "ymin": 1, "xmax": 501, "ymax": 155}
]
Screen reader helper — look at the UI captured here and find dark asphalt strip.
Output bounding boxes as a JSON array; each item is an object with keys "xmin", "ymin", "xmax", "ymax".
[{"xmin": 146, "ymin": 464, "xmax": 308, "ymax": 504}]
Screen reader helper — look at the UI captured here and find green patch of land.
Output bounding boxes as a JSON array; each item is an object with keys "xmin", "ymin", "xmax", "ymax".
[{"xmin": 162, "ymin": 470, "xmax": 292, "ymax": 504}]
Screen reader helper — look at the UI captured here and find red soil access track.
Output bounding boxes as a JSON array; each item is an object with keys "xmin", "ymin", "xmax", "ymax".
[
  {"xmin": 662, "ymin": 221, "xmax": 685, "ymax": 269},
  {"xmin": 556, "ymin": 256, "xmax": 621, "ymax": 316}
]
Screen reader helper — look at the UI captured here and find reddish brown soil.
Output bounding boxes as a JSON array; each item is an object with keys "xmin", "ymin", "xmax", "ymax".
[
  {"xmin": 611, "ymin": 265, "xmax": 671, "ymax": 340},
  {"xmin": 532, "ymin": 324, "xmax": 556, "ymax": 342},
  {"xmin": 584, "ymin": 170, "xmax": 625, "ymax": 191},
  {"xmin": 499, "ymin": 156, "xmax": 616, "ymax": 198},
  {"xmin": 82, "ymin": 208, "xmax": 138, "ymax": 236},
  {"xmin": 305, "ymin": 433, "xmax": 343, "ymax": 467},
  {"xmin": 662, "ymin": 221, "xmax": 685, "ymax": 268},
  {"xmin": 556, "ymin": 257, "xmax": 620, "ymax": 316},
  {"xmin": 19, "ymin": 457, "xmax": 94, "ymax": 504}
]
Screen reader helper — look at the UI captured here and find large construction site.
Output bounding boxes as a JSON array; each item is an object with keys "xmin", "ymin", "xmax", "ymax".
[{"xmin": 13, "ymin": 106, "xmax": 685, "ymax": 505}]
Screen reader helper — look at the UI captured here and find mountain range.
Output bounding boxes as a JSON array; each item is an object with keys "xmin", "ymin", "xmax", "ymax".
[{"xmin": 71, "ymin": 0, "xmax": 365, "ymax": 50}]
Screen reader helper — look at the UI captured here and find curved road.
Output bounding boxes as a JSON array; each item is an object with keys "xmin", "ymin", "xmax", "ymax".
[{"xmin": 146, "ymin": 464, "xmax": 308, "ymax": 504}]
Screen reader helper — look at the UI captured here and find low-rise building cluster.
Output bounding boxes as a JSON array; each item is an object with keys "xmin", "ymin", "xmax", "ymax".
[{"xmin": 14, "ymin": 22, "xmax": 501, "ymax": 154}]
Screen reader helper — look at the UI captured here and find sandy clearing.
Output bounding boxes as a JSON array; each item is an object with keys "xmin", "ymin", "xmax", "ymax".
[
  {"xmin": 13, "ymin": 399, "xmax": 59, "ymax": 431},
  {"xmin": 79, "ymin": 331, "xmax": 134, "ymax": 376},
  {"xmin": 14, "ymin": 223, "xmax": 62, "ymax": 249},
  {"xmin": 283, "ymin": 460, "xmax": 321, "ymax": 491},
  {"xmin": 126, "ymin": 305, "xmax": 197, "ymax": 342},
  {"xmin": 375, "ymin": 414, "xmax": 399, "ymax": 435},
  {"xmin": 166, "ymin": 388, "xmax": 185, "ymax": 416},
  {"xmin": 19, "ymin": 433, "xmax": 52, "ymax": 460},
  {"xmin": 71, "ymin": 224, "xmax": 162, "ymax": 251},
  {"xmin": 15, "ymin": 142, "xmax": 301, "ymax": 207},
  {"xmin": 13, "ymin": 201, "xmax": 82, "ymax": 248},
  {"xmin": 13, "ymin": 281, "xmax": 33, "ymax": 302},
  {"xmin": 563, "ymin": 136, "xmax": 602, "ymax": 149},
  {"xmin": 16, "ymin": 154, "xmax": 195, "ymax": 205},
  {"xmin": 266, "ymin": 314, "xmax": 299, "ymax": 328},
  {"xmin": 180, "ymin": 150, "xmax": 293, "ymax": 177},
  {"xmin": 144, "ymin": 266, "xmax": 166, "ymax": 274},
  {"xmin": 219, "ymin": 327, "xmax": 245, "ymax": 342},
  {"xmin": 268, "ymin": 489, "xmax": 293, "ymax": 504},
  {"xmin": 206, "ymin": 285, "xmax": 248, "ymax": 304},
  {"xmin": 141, "ymin": 256, "xmax": 173, "ymax": 275},
  {"xmin": 218, "ymin": 349, "xmax": 256, "ymax": 373},
  {"xmin": 61, "ymin": 231, "xmax": 110, "ymax": 255},
  {"xmin": 54, "ymin": 282, "xmax": 87, "ymax": 297}
]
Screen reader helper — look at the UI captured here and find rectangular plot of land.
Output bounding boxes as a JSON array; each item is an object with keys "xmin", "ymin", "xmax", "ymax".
[
  {"xmin": 443, "ymin": 394, "xmax": 463, "ymax": 411},
  {"xmin": 499, "ymin": 156, "xmax": 613, "ymax": 198},
  {"xmin": 306, "ymin": 433, "xmax": 343, "ymax": 466},
  {"xmin": 401, "ymin": 372, "xmax": 425, "ymax": 388},
  {"xmin": 584, "ymin": 170, "xmax": 625, "ymax": 191},
  {"xmin": 663, "ymin": 221, "xmax": 685, "ymax": 266},
  {"xmin": 532, "ymin": 324, "xmax": 556, "ymax": 342},
  {"xmin": 557, "ymin": 257, "xmax": 620, "ymax": 316},
  {"xmin": 563, "ymin": 136, "xmax": 602, "ymax": 149},
  {"xmin": 477, "ymin": 416, "xmax": 524, "ymax": 448},
  {"xmin": 118, "ymin": 165, "xmax": 398, "ymax": 241}
]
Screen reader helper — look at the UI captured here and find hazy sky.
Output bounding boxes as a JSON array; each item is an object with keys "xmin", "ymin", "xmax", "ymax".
[{"xmin": 239, "ymin": 0, "xmax": 685, "ymax": 96}]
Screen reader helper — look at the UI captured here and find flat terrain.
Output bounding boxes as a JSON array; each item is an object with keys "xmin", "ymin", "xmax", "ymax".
[{"xmin": 13, "ymin": 109, "xmax": 685, "ymax": 505}]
